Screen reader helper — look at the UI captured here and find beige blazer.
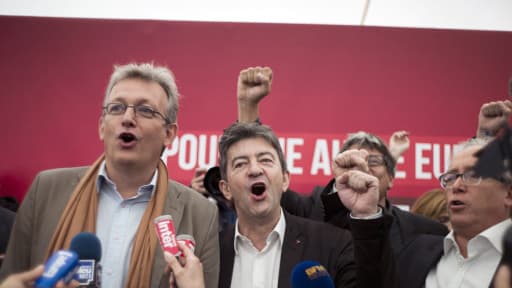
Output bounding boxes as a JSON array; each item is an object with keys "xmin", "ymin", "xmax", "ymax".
[{"xmin": 0, "ymin": 166, "xmax": 219, "ymax": 288}]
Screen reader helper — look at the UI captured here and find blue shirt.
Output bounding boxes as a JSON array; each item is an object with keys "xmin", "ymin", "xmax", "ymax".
[{"xmin": 95, "ymin": 161, "xmax": 157, "ymax": 288}]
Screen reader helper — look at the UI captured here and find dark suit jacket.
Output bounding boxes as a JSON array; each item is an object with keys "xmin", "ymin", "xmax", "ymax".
[
  {"xmin": 386, "ymin": 204, "xmax": 448, "ymax": 257},
  {"xmin": 396, "ymin": 234, "xmax": 444, "ymax": 288},
  {"xmin": 281, "ymin": 181, "xmax": 448, "ymax": 288},
  {"xmin": 281, "ymin": 187, "xmax": 324, "ymax": 221},
  {"xmin": 0, "ymin": 207, "xmax": 15, "ymax": 267},
  {"xmin": 219, "ymin": 211, "xmax": 395, "ymax": 288},
  {"xmin": 0, "ymin": 167, "xmax": 220, "ymax": 288}
]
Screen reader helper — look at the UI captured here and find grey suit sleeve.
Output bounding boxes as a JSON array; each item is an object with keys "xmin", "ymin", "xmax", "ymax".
[
  {"xmin": 198, "ymin": 203, "xmax": 220, "ymax": 288},
  {"xmin": 0, "ymin": 173, "xmax": 39, "ymax": 279}
]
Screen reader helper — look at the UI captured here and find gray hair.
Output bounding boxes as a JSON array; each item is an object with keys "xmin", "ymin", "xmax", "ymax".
[
  {"xmin": 219, "ymin": 123, "xmax": 287, "ymax": 180},
  {"xmin": 341, "ymin": 131, "xmax": 396, "ymax": 177},
  {"xmin": 452, "ymin": 137, "xmax": 512, "ymax": 185},
  {"xmin": 104, "ymin": 63, "xmax": 180, "ymax": 123},
  {"xmin": 454, "ymin": 137, "xmax": 492, "ymax": 155}
]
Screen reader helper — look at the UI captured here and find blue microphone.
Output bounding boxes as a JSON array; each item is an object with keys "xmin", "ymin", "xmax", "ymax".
[
  {"xmin": 70, "ymin": 232, "xmax": 102, "ymax": 287},
  {"xmin": 34, "ymin": 250, "xmax": 79, "ymax": 288},
  {"xmin": 290, "ymin": 261, "xmax": 335, "ymax": 288}
]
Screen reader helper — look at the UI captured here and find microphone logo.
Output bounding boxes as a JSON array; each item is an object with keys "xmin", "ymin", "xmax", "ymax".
[
  {"xmin": 304, "ymin": 265, "xmax": 329, "ymax": 280},
  {"xmin": 157, "ymin": 220, "xmax": 177, "ymax": 249},
  {"xmin": 43, "ymin": 252, "xmax": 72, "ymax": 278},
  {"xmin": 74, "ymin": 260, "xmax": 97, "ymax": 285},
  {"xmin": 154, "ymin": 215, "xmax": 179, "ymax": 255},
  {"xmin": 290, "ymin": 261, "xmax": 334, "ymax": 288}
]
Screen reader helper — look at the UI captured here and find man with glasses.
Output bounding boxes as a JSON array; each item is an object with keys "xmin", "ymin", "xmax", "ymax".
[
  {"xmin": 0, "ymin": 63, "xmax": 220, "ymax": 288},
  {"xmin": 398, "ymin": 137, "xmax": 512, "ymax": 288},
  {"xmin": 319, "ymin": 131, "xmax": 449, "ymax": 257}
]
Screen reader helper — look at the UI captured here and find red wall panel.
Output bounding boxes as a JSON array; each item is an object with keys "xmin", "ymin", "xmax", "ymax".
[{"xmin": 1, "ymin": 16, "xmax": 511, "ymax": 204}]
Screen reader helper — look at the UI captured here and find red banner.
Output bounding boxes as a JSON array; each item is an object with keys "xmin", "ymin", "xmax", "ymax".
[
  {"xmin": 163, "ymin": 131, "xmax": 466, "ymax": 200},
  {"xmin": 1, "ymin": 16, "xmax": 511, "ymax": 205}
]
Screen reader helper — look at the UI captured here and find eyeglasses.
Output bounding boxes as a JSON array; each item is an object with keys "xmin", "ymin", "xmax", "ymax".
[
  {"xmin": 439, "ymin": 169, "xmax": 482, "ymax": 189},
  {"xmin": 103, "ymin": 103, "xmax": 170, "ymax": 124},
  {"xmin": 368, "ymin": 154, "xmax": 385, "ymax": 167}
]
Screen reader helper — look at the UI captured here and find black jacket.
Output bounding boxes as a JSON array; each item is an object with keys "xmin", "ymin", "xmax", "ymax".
[
  {"xmin": 282, "ymin": 179, "xmax": 449, "ymax": 258},
  {"xmin": 219, "ymin": 211, "xmax": 395, "ymax": 288}
]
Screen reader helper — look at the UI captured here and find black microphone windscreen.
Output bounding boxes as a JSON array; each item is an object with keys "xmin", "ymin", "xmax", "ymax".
[
  {"xmin": 290, "ymin": 261, "xmax": 334, "ymax": 288},
  {"xmin": 70, "ymin": 232, "xmax": 102, "ymax": 261}
]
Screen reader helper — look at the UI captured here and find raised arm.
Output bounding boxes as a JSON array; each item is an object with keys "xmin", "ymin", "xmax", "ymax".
[
  {"xmin": 388, "ymin": 130, "xmax": 410, "ymax": 161},
  {"xmin": 237, "ymin": 66, "xmax": 272, "ymax": 123}
]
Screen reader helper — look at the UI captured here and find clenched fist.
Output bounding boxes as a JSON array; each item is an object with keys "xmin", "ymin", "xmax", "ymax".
[
  {"xmin": 336, "ymin": 170, "xmax": 380, "ymax": 218},
  {"xmin": 477, "ymin": 100, "xmax": 512, "ymax": 137},
  {"xmin": 237, "ymin": 66, "xmax": 273, "ymax": 123},
  {"xmin": 332, "ymin": 149, "xmax": 370, "ymax": 179}
]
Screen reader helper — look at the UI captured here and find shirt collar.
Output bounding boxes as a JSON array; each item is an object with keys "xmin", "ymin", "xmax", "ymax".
[
  {"xmin": 96, "ymin": 160, "xmax": 158, "ymax": 198},
  {"xmin": 443, "ymin": 219, "xmax": 512, "ymax": 255},
  {"xmin": 443, "ymin": 230, "xmax": 457, "ymax": 255},
  {"xmin": 481, "ymin": 219, "xmax": 512, "ymax": 253},
  {"xmin": 234, "ymin": 208, "xmax": 286, "ymax": 255}
]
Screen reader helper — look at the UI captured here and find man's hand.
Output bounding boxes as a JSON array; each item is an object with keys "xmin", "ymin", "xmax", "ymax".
[
  {"xmin": 190, "ymin": 167, "xmax": 208, "ymax": 196},
  {"xmin": 389, "ymin": 130, "xmax": 410, "ymax": 160},
  {"xmin": 164, "ymin": 242, "xmax": 205, "ymax": 288},
  {"xmin": 237, "ymin": 66, "xmax": 272, "ymax": 123},
  {"xmin": 332, "ymin": 149, "xmax": 370, "ymax": 179},
  {"xmin": 0, "ymin": 265, "xmax": 44, "ymax": 288},
  {"xmin": 332, "ymin": 149, "xmax": 379, "ymax": 217},
  {"xmin": 0, "ymin": 265, "xmax": 79, "ymax": 288},
  {"xmin": 477, "ymin": 100, "xmax": 512, "ymax": 138},
  {"xmin": 336, "ymin": 170, "xmax": 380, "ymax": 218}
]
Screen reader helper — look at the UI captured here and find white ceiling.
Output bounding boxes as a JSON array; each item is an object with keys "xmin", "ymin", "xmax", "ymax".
[{"xmin": 0, "ymin": 0, "xmax": 511, "ymax": 32}]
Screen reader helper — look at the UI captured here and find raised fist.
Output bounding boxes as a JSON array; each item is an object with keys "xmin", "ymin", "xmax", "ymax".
[
  {"xmin": 237, "ymin": 66, "xmax": 273, "ymax": 105},
  {"xmin": 477, "ymin": 100, "xmax": 512, "ymax": 137},
  {"xmin": 336, "ymin": 170, "xmax": 380, "ymax": 218}
]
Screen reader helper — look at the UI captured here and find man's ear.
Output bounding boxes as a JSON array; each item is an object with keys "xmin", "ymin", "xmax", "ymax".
[
  {"xmin": 504, "ymin": 185, "xmax": 512, "ymax": 208},
  {"xmin": 282, "ymin": 170, "xmax": 291, "ymax": 192},
  {"xmin": 219, "ymin": 179, "xmax": 232, "ymax": 201},
  {"xmin": 164, "ymin": 123, "xmax": 178, "ymax": 146},
  {"xmin": 98, "ymin": 116, "xmax": 105, "ymax": 141},
  {"xmin": 387, "ymin": 174, "xmax": 394, "ymax": 190}
]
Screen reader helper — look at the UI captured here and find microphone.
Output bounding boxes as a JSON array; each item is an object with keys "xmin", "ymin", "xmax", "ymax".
[
  {"xmin": 34, "ymin": 250, "xmax": 79, "ymax": 288},
  {"xmin": 290, "ymin": 261, "xmax": 334, "ymax": 288},
  {"xmin": 70, "ymin": 232, "xmax": 102, "ymax": 287},
  {"xmin": 176, "ymin": 234, "xmax": 196, "ymax": 259},
  {"xmin": 154, "ymin": 215, "xmax": 179, "ymax": 256}
]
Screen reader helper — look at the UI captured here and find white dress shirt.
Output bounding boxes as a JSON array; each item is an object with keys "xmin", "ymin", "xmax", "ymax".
[
  {"xmin": 95, "ymin": 161, "xmax": 157, "ymax": 288},
  {"xmin": 426, "ymin": 219, "xmax": 512, "ymax": 288},
  {"xmin": 230, "ymin": 209, "xmax": 286, "ymax": 288}
]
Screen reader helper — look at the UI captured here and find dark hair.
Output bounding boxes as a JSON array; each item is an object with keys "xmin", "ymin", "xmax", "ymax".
[
  {"xmin": 341, "ymin": 131, "xmax": 396, "ymax": 177},
  {"xmin": 219, "ymin": 122, "xmax": 287, "ymax": 180},
  {"xmin": 0, "ymin": 196, "xmax": 19, "ymax": 212}
]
